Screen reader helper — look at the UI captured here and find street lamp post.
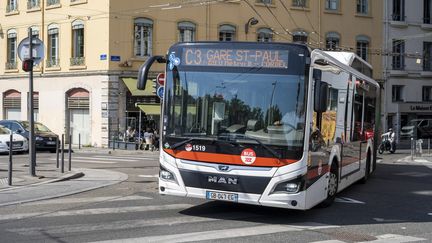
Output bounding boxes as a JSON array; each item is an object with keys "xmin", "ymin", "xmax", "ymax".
[{"xmin": 245, "ymin": 17, "xmax": 259, "ymax": 40}]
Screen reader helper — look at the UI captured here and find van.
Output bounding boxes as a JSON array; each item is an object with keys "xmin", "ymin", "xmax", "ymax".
[{"xmin": 400, "ymin": 119, "xmax": 432, "ymax": 139}]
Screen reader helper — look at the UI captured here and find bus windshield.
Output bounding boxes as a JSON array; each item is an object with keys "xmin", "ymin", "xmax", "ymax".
[{"xmin": 164, "ymin": 69, "xmax": 307, "ymax": 153}]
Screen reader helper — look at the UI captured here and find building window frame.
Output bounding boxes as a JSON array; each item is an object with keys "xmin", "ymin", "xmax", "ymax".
[
  {"xmin": 325, "ymin": 0, "xmax": 339, "ymax": 11},
  {"xmin": 134, "ymin": 18, "xmax": 153, "ymax": 57},
  {"xmin": 356, "ymin": 35, "xmax": 370, "ymax": 61},
  {"xmin": 392, "ymin": 39, "xmax": 405, "ymax": 70},
  {"xmin": 292, "ymin": 29, "xmax": 308, "ymax": 43},
  {"xmin": 27, "ymin": 0, "xmax": 40, "ymax": 10},
  {"xmin": 219, "ymin": 24, "xmax": 236, "ymax": 42},
  {"xmin": 178, "ymin": 21, "xmax": 196, "ymax": 42},
  {"xmin": 6, "ymin": 0, "xmax": 18, "ymax": 13},
  {"xmin": 6, "ymin": 29, "xmax": 17, "ymax": 70},
  {"xmin": 425, "ymin": 0, "xmax": 432, "ymax": 24},
  {"xmin": 356, "ymin": 0, "xmax": 369, "ymax": 14},
  {"xmin": 292, "ymin": 0, "xmax": 307, "ymax": 7},
  {"xmin": 256, "ymin": 0, "xmax": 272, "ymax": 4},
  {"xmin": 392, "ymin": 0, "xmax": 405, "ymax": 21},
  {"xmin": 47, "ymin": 24, "xmax": 60, "ymax": 68},
  {"xmin": 326, "ymin": 32, "xmax": 340, "ymax": 50},
  {"xmin": 71, "ymin": 19, "xmax": 85, "ymax": 66},
  {"xmin": 257, "ymin": 28, "xmax": 273, "ymax": 42},
  {"xmin": 392, "ymin": 85, "xmax": 404, "ymax": 102},
  {"xmin": 424, "ymin": 42, "xmax": 432, "ymax": 71},
  {"xmin": 423, "ymin": 86, "xmax": 432, "ymax": 101}
]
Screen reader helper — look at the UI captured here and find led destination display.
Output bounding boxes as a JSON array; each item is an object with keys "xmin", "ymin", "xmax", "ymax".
[{"xmin": 182, "ymin": 48, "xmax": 289, "ymax": 69}]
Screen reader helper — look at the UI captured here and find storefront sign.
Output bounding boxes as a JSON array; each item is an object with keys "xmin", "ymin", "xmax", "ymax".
[{"xmin": 399, "ymin": 103, "xmax": 432, "ymax": 113}]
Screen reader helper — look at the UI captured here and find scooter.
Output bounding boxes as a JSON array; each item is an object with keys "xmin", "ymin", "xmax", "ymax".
[{"xmin": 378, "ymin": 132, "xmax": 396, "ymax": 154}]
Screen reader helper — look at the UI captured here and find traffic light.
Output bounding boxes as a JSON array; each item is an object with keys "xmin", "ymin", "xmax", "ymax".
[{"xmin": 22, "ymin": 59, "xmax": 34, "ymax": 72}]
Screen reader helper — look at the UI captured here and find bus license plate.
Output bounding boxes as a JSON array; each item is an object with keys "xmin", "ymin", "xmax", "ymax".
[{"xmin": 206, "ymin": 191, "xmax": 238, "ymax": 202}]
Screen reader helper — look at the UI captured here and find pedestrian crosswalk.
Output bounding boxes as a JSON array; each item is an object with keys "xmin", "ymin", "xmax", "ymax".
[
  {"xmin": 47, "ymin": 154, "xmax": 157, "ymax": 164},
  {"xmin": 0, "ymin": 193, "xmax": 428, "ymax": 243}
]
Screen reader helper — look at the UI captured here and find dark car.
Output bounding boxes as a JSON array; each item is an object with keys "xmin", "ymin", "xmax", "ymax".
[{"xmin": 0, "ymin": 120, "xmax": 59, "ymax": 152}]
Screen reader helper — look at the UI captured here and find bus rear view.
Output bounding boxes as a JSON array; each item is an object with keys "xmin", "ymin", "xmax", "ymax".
[{"xmin": 137, "ymin": 42, "xmax": 379, "ymax": 210}]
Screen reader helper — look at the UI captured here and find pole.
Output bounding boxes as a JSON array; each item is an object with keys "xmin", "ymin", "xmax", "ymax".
[
  {"xmin": 411, "ymin": 137, "xmax": 414, "ymax": 160},
  {"xmin": 56, "ymin": 135, "xmax": 59, "ymax": 168},
  {"xmin": 8, "ymin": 134, "xmax": 13, "ymax": 186},
  {"xmin": 428, "ymin": 138, "xmax": 430, "ymax": 155},
  {"xmin": 28, "ymin": 27, "xmax": 36, "ymax": 176},
  {"xmin": 68, "ymin": 135, "xmax": 72, "ymax": 171},
  {"xmin": 78, "ymin": 133, "xmax": 81, "ymax": 149},
  {"xmin": 112, "ymin": 135, "xmax": 115, "ymax": 151},
  {"xmin": 61, "ymin": 134, "xmax": 65, "ymax": 173}
]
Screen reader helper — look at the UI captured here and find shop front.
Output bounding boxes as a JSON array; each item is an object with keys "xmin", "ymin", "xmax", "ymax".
[{"xmin": 388, "ymin": 103, "xmax": 432, "ymax": 141}]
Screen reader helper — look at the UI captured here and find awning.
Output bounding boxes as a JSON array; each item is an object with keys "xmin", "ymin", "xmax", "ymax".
[
  {"xmin": 122, "ymin": 78, "xmax": 154, "ymax": 96},
  {"xmin": 137, "ymin": 104, "xmax": 161, "ymax": 115}
]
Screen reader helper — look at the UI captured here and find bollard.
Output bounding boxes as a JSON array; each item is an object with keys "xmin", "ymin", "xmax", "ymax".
[
  {"xmin": 61, "ymin": 134, "xmax": 65, "ymax": 173},
  {"xmin": 411, "ymin": 137, "xmax": 414, "ymax": 160},
  {"xmin": 68, "ymin": 135, "xmax": 72, "ymax": 171},
  {"xmin": 78, "ymin": 133, "xmax": 81, "ymax": 150},
  {"xmin": 56, "ymin": 135, "xmax": 59, "ymax": 168},
  {"xmin": 429, "ymin": 138, "xmax": 430, "ymax": 155},
  {"xmin": 8, "ymin": 134, "xmax": 13, "ymax": 186},
  {"xmin": 112, "ymin": 136, "xmax": 115, "ymax": 151}
]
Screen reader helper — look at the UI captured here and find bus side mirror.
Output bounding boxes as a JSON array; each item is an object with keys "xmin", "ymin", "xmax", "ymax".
[
  {"xmin": 137, "ymin": 55, "xmax": 166, "ymax": 90},
  {"xmin": 314, "ymin": 81, "xmax": 328, "ymax": 113}
]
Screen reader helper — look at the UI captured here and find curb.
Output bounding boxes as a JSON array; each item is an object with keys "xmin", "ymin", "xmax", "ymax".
[{"xmin": 0, "ymin": 170, "xmax": 84, "ymax": 192}]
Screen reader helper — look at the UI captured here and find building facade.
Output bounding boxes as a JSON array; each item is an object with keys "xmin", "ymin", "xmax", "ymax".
[
  {"xmin": 383, "ymin": 0, "xmax": 432, "ymax": 141},
  {"xmin": 0, "ymin": 0, "xmax": 382, "ymax": 147}
]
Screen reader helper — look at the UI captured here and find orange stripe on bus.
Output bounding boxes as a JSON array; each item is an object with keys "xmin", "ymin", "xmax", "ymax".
[{"xmin": 163, "ymin": 149, "xmax": 298, "ymax": 167}]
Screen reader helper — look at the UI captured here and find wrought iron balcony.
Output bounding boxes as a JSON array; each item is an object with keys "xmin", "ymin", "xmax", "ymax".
[
  {"xmin": 47, "ymin": 0, "xmax": 60, "ymax": 6},
  {"xmin": 5, "ymin": 61, "xmax": 17, "ymax": 70},
  {"xmin": 46, "ymin": 58, "xmax": 60, "ymax": 68},
  {"xmin": 70, "ymin": 57, "xmax": 85, "ymax": 66},
  {"xmin": 27, "ymin": 0, "xmax": 40, "ymax": 9}
]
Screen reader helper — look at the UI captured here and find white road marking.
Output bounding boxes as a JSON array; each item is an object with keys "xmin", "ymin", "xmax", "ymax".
[
  {"xmin": 359, "ymin": 234, "xmax": 427, "ymax": 243},
  {"xmin": 89, "ymin": 223, "xmax": 339, "ymax": 243},
  {"xmin": 83, "ymin": 155, "xmax": 156, "ymax": 160},
  {"xmin": 372, "ymin": 218, "xmax": 402, "ymax": 223},
  {"xmin": 138, "ymin": 174, "xmax": 158, "ymax": 178},
  {"xmin": 74, "ymin": 157, "xmax": 141, "ymax": 162},
  {"xmin": 28, "ymin": 195, "xmax": 152, "ymax": 206},
  {"xmin": 8, "ymin": 212, "xmax": 258, "ymax": 236},
  {"xmin": 48, "ymin": 159, "xmax": 116, "ymax": 164},
  {"xmin": 0, "ymin": 204, "xmax": 190, "ymax": 221},
  {"xmin": 335, "ymin": 197, "xmax": 365, "ymax": 204},
  {"xmin": 310, "ymin": 241, "xmax": 345, "ymax": 243},
  {"xmin": 428, "ymin": 213, "xmax": 432, "ymax": 216}
]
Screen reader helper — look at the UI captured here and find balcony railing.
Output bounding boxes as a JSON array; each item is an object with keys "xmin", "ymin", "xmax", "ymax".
[
  {"xmin": 46, "ymin": 58, "xmax": 60, "ymax": 68},
  {"xmin": 27, "ymin": 0, "xmax": 40, "ymax": 9},
  {"xmin": 5, "ymin": 61, "xmax": 17, "ymax": 70},
  {"xmin": 6, "ymin": 4, "xmax": 18, "ymax": 13},
  {"xmin": 47, "ymin": 0, "xmax": 60, "ymax": 6},
  {"xmin": 70, "ymin": 57, "xmax": 85, "ymax": 66}
]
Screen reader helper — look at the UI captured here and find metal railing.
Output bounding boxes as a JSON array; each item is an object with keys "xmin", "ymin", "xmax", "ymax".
[
  {"xmin": 70, "ymin": 57, "xmax": 85, "ymax": 66},
  {"xmin": 27, "ymin": 0, "xmax": 40, "ymax": 9},
  {"xmin": 5, "ymin": 61, "xmax": 17, "ymax": 70},
  {"xmin": 392, "ymin": 14, "xmax": 406, "ymax": 21},
  {"xmin": 46, "ymin": 58, "xmax": 60, "ymax": 68}
]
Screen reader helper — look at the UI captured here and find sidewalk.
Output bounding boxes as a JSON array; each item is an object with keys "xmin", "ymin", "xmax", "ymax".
[
  {"xmin": 71, "ymin": 145, "xmax": 160, "ymax": 155},
  {"xmin": 0, "ymin": 152, "xmax": 128, "ymax": 207}
]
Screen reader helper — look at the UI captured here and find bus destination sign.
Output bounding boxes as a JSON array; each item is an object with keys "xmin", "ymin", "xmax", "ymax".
[{"xmin": 182, "ymin": 48, "xmax": 288, "ymax": 69}]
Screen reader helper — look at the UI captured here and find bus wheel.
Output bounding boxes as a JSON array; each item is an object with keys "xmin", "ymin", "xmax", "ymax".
[
  {"xmin": 319, "ymin": 162, "xmax": 338, "ymax": 208},
  {"xmin": 360, "ymin": 151, "xmax": 371, "ymax": 184}
]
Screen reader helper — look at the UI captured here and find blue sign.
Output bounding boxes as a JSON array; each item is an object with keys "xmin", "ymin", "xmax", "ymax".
[
  {"xmin": 157, "ymin": 86, "xmax": 164, "ymax": 99},
  {"xmin": 110, "ymin": 55, "xmax": 121, "ymax": 62},
  {"xmin": 100, "ymin": 54, "xmax": 107, "ymax": 60}
]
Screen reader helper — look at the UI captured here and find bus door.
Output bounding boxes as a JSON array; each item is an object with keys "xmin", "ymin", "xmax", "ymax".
[{"xmin": 341, "ymin": 76, "xmax": 363, "ymax": 178}]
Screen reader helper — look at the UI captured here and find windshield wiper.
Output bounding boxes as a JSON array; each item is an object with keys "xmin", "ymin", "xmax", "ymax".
[{"xmin": 234, "ymin": 134, "xmax": 282, "ymax": 159}]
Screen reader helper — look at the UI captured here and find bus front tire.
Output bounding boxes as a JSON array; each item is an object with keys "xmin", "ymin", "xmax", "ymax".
[{"xmin": 319, "ymin": 163, "xmax": 339, "ymax": 208}]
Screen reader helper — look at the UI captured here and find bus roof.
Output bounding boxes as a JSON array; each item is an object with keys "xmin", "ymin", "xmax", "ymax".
[{"xmin": 323, "ymin": 51, "xmax": 373, "ymax": 70}]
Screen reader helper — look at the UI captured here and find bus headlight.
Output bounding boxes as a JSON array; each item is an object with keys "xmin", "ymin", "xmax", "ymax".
[
  {"xmin": 271, "ymin": 176, "xmax": 305, "ymax": 194},
  {"xmin": 159, "ymin": 166, "xmax": 177, "ymax": 184}
]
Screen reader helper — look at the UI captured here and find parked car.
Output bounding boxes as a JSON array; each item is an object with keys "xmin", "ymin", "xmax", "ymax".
[
  {"xmin": 0, "ymin": 120, "xmax": 58, "ymax": 152},
  {"xmin": 400, "ymin": 119, "xmax": 432, "ymax": 139},
  {"xmin": 0, "ymin": 125, "xmax": 28, "ymax": 154}
]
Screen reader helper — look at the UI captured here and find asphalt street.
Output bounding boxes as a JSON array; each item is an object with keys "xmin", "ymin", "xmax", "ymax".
[{"xmin": 0, "ymin": 150, "xmax": 431, "ymax": 242}]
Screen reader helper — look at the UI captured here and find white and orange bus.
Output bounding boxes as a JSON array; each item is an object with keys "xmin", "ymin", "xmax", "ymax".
[{"xmin": 137, "ymin": 42, "xmax": 380, "ymax": 210}]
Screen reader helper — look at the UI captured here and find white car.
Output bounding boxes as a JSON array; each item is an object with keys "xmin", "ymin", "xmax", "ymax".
[{"xmin": 0, "ymin": 125, "xmax": 28, "ymax": 153}]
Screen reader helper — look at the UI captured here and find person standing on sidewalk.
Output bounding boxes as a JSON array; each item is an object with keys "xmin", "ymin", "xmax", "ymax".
[{"xmin": 144, "ymin": 128, "xmax": 154, "ymax": 151}]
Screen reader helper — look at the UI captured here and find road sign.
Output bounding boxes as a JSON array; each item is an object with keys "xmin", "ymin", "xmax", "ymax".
[
  {"xmin": 18, "ymin": 37, "xmax": 45, "ymax": 65},
  {"xmin": 157, "ymin": 86, "xmax": 164, "ymax": 99},
  {"xmin": 157, "ymin": 73, "xmax": 165, "ymax": 86}
]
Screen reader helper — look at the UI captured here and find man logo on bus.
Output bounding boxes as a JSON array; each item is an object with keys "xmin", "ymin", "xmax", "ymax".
[
  {"xmin": 185, "ymin": 143, "xmax": 192, "ymax": 152},
  {"xmin": 241, "ymin": 148, "xmax": 256, "ymax": 165}
]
